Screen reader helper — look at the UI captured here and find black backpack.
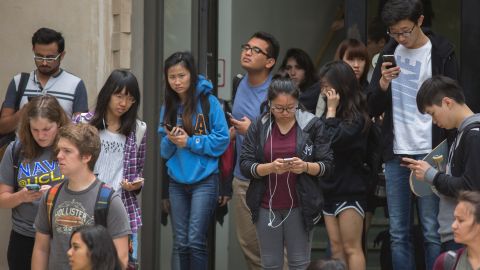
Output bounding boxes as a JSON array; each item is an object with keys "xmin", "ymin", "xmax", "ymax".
[{"xmin": 0, "ymin": 73, "xmax": 29, "ymax": 159}]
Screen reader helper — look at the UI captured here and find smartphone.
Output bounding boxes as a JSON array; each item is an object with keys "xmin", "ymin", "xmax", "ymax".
[
  {"xmin": 283, "ymin": 157, "xmax": 295, "ymax": 162},
  {"xmin": 226, "ymin": 112, "xmax": 234, "ymax": 120},
  {"xmin": 26, "ymin": 184, "xmax": 41, "ymax": 191},
  {"xmin": 400, "ymin": 157, "xmax": 413, "ymax": 166},
  {"xmin": 132, "ymin": 178, "xmax": 144, "ymax": 185},
  {"xmin": 382, "ymin": 54, "xmax": 397, "ymax": 69},
  {"xmin": 164, "ymin": 123, "xmax": 174, "ymax": 130}
]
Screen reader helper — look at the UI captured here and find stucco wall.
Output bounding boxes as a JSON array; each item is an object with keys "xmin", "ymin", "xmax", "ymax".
[{"xmin": 0, "ymin": 1, "xmax": 115, "ymax": 268}]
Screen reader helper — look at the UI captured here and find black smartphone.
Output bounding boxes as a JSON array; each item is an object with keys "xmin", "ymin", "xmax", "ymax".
[
  {"xmin": 382, "ymin": 54, "xmax": 397, "ymax": 69},
  {"xmin": 164, "ymin": 123, "xmax": 174, "ymax": 130},
  {"xmin": 400, "ymin": 157, "xmax": 413, "ymax": 166}
]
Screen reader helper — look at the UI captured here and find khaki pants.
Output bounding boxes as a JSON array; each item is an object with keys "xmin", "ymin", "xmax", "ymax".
[{"xmin": 232, "ymin": 178, "xmax": 262, "ymax": 270}]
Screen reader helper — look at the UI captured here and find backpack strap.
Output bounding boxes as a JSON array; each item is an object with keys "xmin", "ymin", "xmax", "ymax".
[
  {"xmin": 199, "ymin": 94, "xmax": 211, "ymax": 133},
  {"xmin": 93, "ymin": 182, "xmax": 114, "ymax": 227},
  {"xmin": 15, "ymin": 73, "xmax": 30, "ymax": 110},
  {"xmin": 46, "ymin": 182, "xmax": 65, "ymax": 234},
  {"xmin": 231, "ymin": 74, "xmax": 243, "ymax": 105},
  {"xmin": 135, "ymin": 120, "xmax": 147, "ymax": 147},
  {"xmin": 11, "ymin": 140, "xmax": 22, "ymax": 191},
  {"xmin": 441, "ymin": 247, "xmax": 466, "ymax": 270}
]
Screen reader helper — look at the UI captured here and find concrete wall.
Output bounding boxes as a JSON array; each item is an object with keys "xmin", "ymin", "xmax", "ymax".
[
  {"xmin": 0, "ymin": 0, "xmax": 116, "ymax": 107},
  {"xmin": 0, "ymin": 0, "xmax": 128, "ymax": 268}
]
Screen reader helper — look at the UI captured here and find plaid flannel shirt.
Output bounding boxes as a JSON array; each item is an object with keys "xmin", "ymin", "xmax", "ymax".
[{"xmin": 73, "ymin": 112, "xmax": 146, "ymax": 233}]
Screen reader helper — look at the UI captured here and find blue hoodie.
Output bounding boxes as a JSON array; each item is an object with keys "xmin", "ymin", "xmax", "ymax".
[{"xmin": 158, "ymin": 75, "xmax": 229, "ymax": 184}]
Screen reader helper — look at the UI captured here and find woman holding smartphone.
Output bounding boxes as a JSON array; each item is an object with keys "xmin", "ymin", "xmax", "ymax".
[
  {"xmin": 73, "ymin": 69, "xmax": 146, "ymax": 269},
  {"xmin": 158, "ymin": 51, "xmax": 229, "ymax": 270},
  {"xmin": 319, "ymin": 61, "xmax": 370, "ymax": 270},
  {"xmin": 240, "ymin": 77, "xmax": 333, "ymax": 269},
  {"xmin": 0, "ymin": 95, "xmax": 69, "ymax": 269}
]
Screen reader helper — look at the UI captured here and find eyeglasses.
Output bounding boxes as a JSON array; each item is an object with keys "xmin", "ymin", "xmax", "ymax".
[
  {"xmin": 271, "ymin": 105, "xmax": 298, "ymax": 113},
  {"xmin": 113, "ymin": 93, "xmax": 136, "ymax": 104},
  {"xmin": 33, "ymin": 53, "xmax": 62, "ymax": 63},
  {"xmin": 240, "ymin": 44, "xmax": 269, "ymax": 57},
  {"xmin": 387, "ymin": 24, "xmax": 416, "ymax": 38}
]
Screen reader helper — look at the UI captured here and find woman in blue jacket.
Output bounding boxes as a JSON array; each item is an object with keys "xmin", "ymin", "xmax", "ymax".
[{"xmin": 158, "ymin": 51, "xmax": 229, "ymax": 270}]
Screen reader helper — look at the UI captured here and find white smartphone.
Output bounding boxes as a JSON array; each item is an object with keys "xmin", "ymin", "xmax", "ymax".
[
  {"xmin": 131, "ymin": 178, "xmax": 144, "ymax": 184},
  {"xmin": 283, "ymin": 157, "xmax": 295, "ymax": 162}
]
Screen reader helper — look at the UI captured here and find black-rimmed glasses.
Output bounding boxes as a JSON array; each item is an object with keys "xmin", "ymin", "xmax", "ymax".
[
  {"xmin": 387, "ymin": 24, "xmax": 416, "ymax": 38},
  {"xmin": 241, "ymin": 44, "xmax": 269, "ymax": 57},
  {"xmin": 271, "ymin": 106, "xmax": 298, "ymax": 113}
]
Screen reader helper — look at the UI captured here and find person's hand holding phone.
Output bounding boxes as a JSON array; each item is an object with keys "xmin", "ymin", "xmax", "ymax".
[
  {"xmin": 167, "ymin": 126, "xmax": 189, "ymax": 148},
  {"xmin": 380, "ymin": 54, "xmax": 401, "ymax": 91},
  {"xmin": 324, "ymin": 88, "xmax": 340, "ymax": 118},
  {"xmin": 283, "ymin": 157, "xmax": 306, "ymax": 174},
  {"xmin": 20, "ymin": 184, "xmax": 49, "ymax": 203},
  {"xmin": 270, "ymin": 158, "xmax": 290, "ymax": 175},
  {"xmin": 121, "ymin": 177, "xmax": 144, "ymax": 191},
  {"xmin": 401, "ymin": 157, "xmax": 431, "ymax": 181},
  {"xmin": 230, "ymin": 116, "xmax": 251, "ymax": 135}
]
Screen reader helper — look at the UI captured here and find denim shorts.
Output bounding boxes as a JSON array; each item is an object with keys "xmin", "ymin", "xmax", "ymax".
[{"xmin": 322, "ymin": 200, "xmax": 366, "ymax": 218}]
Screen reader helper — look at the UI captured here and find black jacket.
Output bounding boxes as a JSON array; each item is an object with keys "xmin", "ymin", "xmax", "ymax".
[
  {"xmin": 367, "ymin": 29, "xmax": 458, "ymax": 161},
  {"xmin": 240, "ymin": 110, "xmax": 333, "ymax": 232},
  {"xmin": 321, "ymin": 115, "xmax": 369, "ymax": 202},
  {"xmin": 430, "ymin": 119, "xmax": 480, "ymax": 195}
]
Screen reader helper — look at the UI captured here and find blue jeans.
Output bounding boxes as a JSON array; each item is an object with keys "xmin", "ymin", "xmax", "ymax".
[
  {"xmin": 385, "ymin": 155, "xmax": 440, "ymax": 270},
  {"xmin": 169, "ymin": 174, "xmax": 218, "ymax": 270}
]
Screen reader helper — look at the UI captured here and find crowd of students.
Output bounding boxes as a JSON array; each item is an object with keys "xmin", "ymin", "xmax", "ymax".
[
  {"xmin": 157, "ymin": 1, "xmax": 480, "ymax": 270},
  {"xmin": 1, "ymin": 0, "xmax": 480, "ymax": 270}
]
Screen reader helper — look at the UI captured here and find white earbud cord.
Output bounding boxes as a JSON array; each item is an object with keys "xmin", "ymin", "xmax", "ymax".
[{"xmin": 267, "ymin": 112, "xmax": 294, "ymax": 228}]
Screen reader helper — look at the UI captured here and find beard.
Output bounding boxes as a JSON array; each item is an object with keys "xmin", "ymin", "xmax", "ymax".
[{"xmin": 37, "ymin": 65, "xmax": 60, "ymax": 76}]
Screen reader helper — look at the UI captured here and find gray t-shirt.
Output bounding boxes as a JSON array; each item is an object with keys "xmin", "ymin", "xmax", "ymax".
[
  {"xmin": 35, "ymin": 179, "xmax": 131, "ymax": 270},
  {"xmin": 0, "ymin": 142, "xmax": 63, "ymax": 237}
]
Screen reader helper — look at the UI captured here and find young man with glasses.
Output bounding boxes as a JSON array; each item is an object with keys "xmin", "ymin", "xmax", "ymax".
[
  {"xmin": 367, "ymin": 1, "xmax": 458, "ymax": 270},
  {"xmin": 230, "ymin": 31, "xmax": 279, "ymax": 270},
  {"xmin": 0, "ymin": 27, "xmax": 88, "ymax": 135}
]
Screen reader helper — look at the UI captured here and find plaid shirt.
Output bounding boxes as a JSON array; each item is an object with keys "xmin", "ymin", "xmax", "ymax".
[{"xmin": 73, "ymin": 112, "xmax": 146, "ymax": 233}]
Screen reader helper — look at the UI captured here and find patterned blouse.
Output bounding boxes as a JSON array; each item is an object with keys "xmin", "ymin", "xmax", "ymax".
[{"xmin": 73, "ymin": 112, "xmax": 146, "ymax": 233}]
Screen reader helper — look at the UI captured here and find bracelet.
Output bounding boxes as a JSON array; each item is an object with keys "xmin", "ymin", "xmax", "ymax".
[{"xmin": 305, "ymin": 162, "xmax": 309, "ymax": 174}]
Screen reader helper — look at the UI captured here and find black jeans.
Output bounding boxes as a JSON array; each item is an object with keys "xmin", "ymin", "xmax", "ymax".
[{"xmin": 7, "ymin": 230, "xmax": 35, "ymax": 270}]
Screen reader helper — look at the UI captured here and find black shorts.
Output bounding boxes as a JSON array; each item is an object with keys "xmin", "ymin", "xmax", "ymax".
[{"xmin": 323, "ymin": 200, "xmax": 366, "ymax": 218}]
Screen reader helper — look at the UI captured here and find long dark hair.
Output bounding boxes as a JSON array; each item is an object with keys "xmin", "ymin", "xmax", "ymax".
[
  {"xmin": 279, "ymin": 48, "xmax": 318, "ymax": 91},
  {"xmin": 335, "ymin": 39, "xmax": 370, "ymax": 85},
  {"xmin": 319, "ymin": 61, "xmax": 370, "ymax": 131},
  {"xmin": 90, "ymin": 69, "xmax": 140, "ymax": 136},
  {"xmin": 163, "ymin": 51, "xmax": 199, "ymax": 135},
  {"xmin": 70, "ymin": 225, "xmax": 121, "ymax": 270}
]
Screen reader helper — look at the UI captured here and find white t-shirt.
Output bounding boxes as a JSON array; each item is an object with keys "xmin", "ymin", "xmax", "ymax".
[
  {"xmin": 94, "ymin": 130, "xmax": 125, "ymax": 191},
  {"xmin": 392, "ymin": 41, "xmax": 433, "ymax": 155}
]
